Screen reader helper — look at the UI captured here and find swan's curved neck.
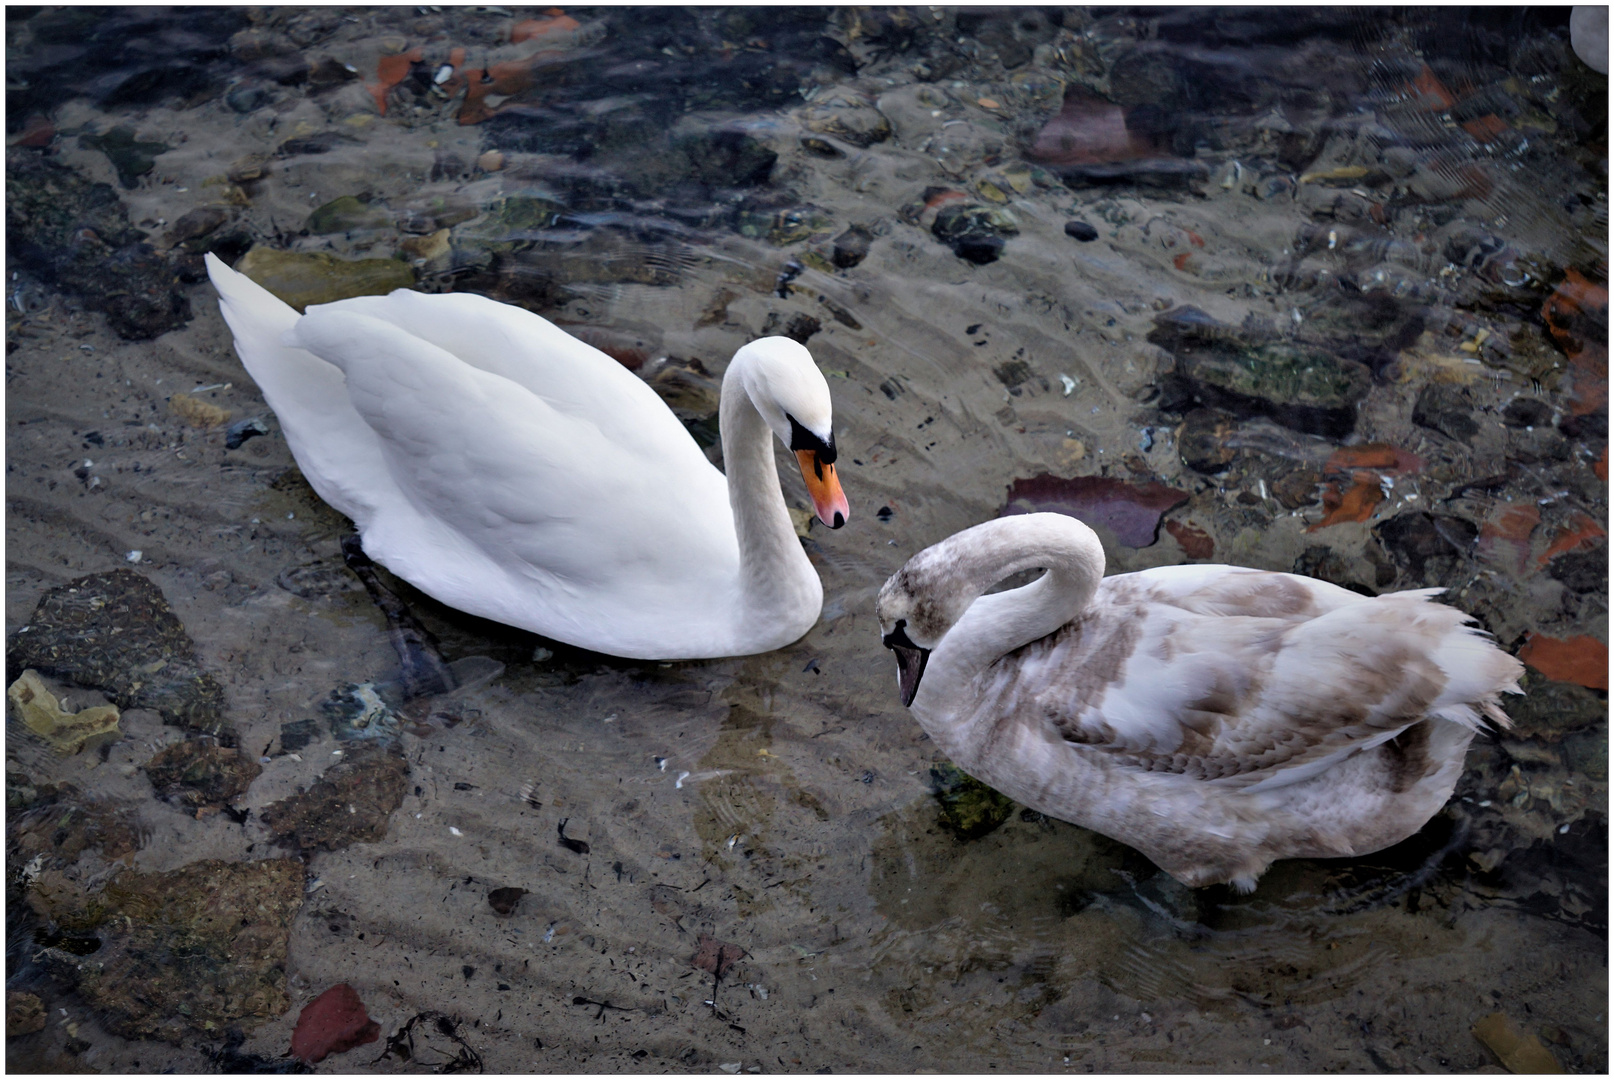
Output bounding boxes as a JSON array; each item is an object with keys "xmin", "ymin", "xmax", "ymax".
[
  {"xmin": 918, "ymin": 516, "xmax": 1104, "ymax": 703},
  {"xmin": 719, "ymin": 358, "xmax": 817, "ymax": 634}
]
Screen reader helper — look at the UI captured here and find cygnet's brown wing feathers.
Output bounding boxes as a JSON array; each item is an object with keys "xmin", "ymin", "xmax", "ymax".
[{"xmin": 997, "ymin": 570, "xmax": 1505, "ymax": 790}]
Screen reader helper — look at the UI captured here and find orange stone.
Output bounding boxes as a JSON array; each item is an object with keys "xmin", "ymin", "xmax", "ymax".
[
  {"xmin": 1518, "ymin": 634, "xmax": 1609, "ymax": 690},
  {"xmin": 1308, "ymin": 474, "xmax": 1383, "ymax": 531},
  {"xmin": 511, "ymin": 11, "xmax": 579, "ymax": 43},
  {"xmin": 1164, "ymin": 519, "xmax": 1214, "ymax": 559},
  {"xmin": 1539, "ymin": 512, "xmax": 1607, "ymax": 566}
]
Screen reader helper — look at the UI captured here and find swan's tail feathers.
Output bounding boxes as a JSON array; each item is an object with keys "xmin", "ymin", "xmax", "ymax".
[{"xmin": 205, "ymin": 252, "xmax": 300, "ymax": 339}]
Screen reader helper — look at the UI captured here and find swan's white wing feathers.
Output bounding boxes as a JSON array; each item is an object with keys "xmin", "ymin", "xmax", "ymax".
[
  {"xmin": 306, "ymin": 289, "xmax": 690, "ymax": 460},
  {"xmin": 288, "ymin": 308, "xmax": 736, "ymax": 591}
]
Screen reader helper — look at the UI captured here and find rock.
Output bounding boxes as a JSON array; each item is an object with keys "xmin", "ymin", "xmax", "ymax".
[
  {"xmin": 1372, "ymin": 511, "xmax": 1476, "ymax": 579},
  {"xmin": 488, "ymin": 887, "xmax": 527, "ymax": 915},
  {"xmin": 306, "ymin": 195, "xmax": 391, "ymax": 235},
  {"xmin": 7, "ymin": 570, "xmax": 231, "ymax": 738},
  {"xmin": 46, "ymin": 858, "xmax": 304, "ymax": 1043},
  {"xmin": 1000, "ymin": 473, "xmax": 1189, "ymax": 547},
  {"xmin": 307, "ymin": 56, "xmax": 359, "ymax": 90},
  {"xmin": 8, "ymin": 777, "xmax": 141, "ymax": 863},
  {"xmin": 5, "ymin": 151, "xmax": 192, "ymax": 339},
  {"xmin": 169, "ymin": 392, "xmax": 231, "ymax": 429},
  {"xmin": 1293, "ymin": 546, "xmax": 1375, "ymax": 595},
  {"xmin": 259, "ymin": 745, "xmax": 408, "ymax": 852},
  {"xmin": 225, "ymin": 83, "xmax": 271, "ymax": 113},
  {"xmin": 760, "ymin": 311, "xmax": 821, "ymax": 344},
  {"xmin": 801, "ymin": 88, "xmax": 892, "ymax": 147},
  {"xmin": 692, "ymin": 934, "xmax": 747, "ymax": 978},
  {"xmin": 1549, "ymin": 546, "xmax": 1607, "ymax": 593},
  {"xmin": 7, "ymin": 991, "xmax": 46, "ymax": 1036},
  {"xmin": 1164, "ymin": 519, "xmax": 1214, "ymax": 559},
  {"xmin": 831, "ymin": 224, "xmax": 872, "ymax": 268},
  {"xmin": 1506, "ymin": 676, "xmax": 1608, "ymax": 740},
  {"xmin": 1064, "ymin": 219, "xmax": 1099, "ymax": 241},
  {"xmin": 1472, "ymin": 1012, "xmax": 1563, "ymax": 1073},
  {"xmin": 477, "ymin": 150, "xmax": 505, "ymax": 173},
  {"xmin": 1411, "ymin": 383, "xmax": 1479, "ymax": 441},
  {"xmin": 235, "ymin": 247, "xmax": 415, "ymax": 312},
  {"xmin": 78, "ymin": 126, "xmax": 169, "ymax": 188},
  {"xmin": 225, "ymin": 417, "xmax": 270, "ymax": 449},
  {"xmin": 932, "ymin": 203, "xmax": 1019, "ymax": 264},
  {"xmin": 142, "ymin": 741, "xmax": 261, "ymax": 811},
  {"xmin": 1149, "ymin": 307, "xmax": 1370, "ymax": 439},
  {"xmin": 930, "ymin": 762, "xmax": 1015, "ymax": 841},
  {"xmin": 162, "ymin": 207, "xmax": 228, "ymax": 249},
  {"xmin": 397, "ymin": 193, "xmax": 479, "ymax": 233},
  {"xmin": 1517, "ymin": 634, "xmax": 1608, "ymax": 690},
  {"xmin": 290, "ymin": 984, "xmax": 380, "ymax": 1064},
  {"xmin": 1271, "ymin": 466, "xmax": 1322, "ymax": 509},
  {"xmin": 1176, "ymin": 408, "xmax": 1236, "ymax": 473},
  {"xmin": 7, "ymin": 671, "xmax": 122, "ymax": 755},
  {"xmin": 1050, "ymin": 158, "xmax": 1210, "ymax": 190}
]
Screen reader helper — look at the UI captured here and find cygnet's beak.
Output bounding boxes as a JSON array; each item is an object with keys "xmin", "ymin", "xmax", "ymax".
[
  {"xmin": 795, "ymin": 449, "xmax": 849, "ymax": 529},
  {"xmin": 882, "ymin": 620, "xmax": 930, "ymax": 707}
]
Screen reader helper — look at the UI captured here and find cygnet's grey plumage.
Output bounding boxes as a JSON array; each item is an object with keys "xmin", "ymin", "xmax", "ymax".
[{"xmin": 877, "ymin": 513, "xmax": 1524, "ymax": 891}]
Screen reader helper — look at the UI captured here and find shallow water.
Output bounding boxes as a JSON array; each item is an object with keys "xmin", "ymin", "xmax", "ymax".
[{"xmin": 5, "ymin": 6, "xmax": 1607, "ymax": 1074}]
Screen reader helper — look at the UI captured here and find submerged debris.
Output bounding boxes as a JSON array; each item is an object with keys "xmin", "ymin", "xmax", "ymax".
[{"xmin": 692, "ymin": 934, "xmax": 746, "ymax": 979}]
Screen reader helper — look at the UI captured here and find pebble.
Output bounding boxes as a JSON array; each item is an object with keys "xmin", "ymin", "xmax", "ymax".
[
  {"xmin": 1064, "ymin": 220, "xmax": 1099, "ymax": 242},
  {"xmin": 477, "ymin": 150, "xmax": 505, "ymax": 172}
]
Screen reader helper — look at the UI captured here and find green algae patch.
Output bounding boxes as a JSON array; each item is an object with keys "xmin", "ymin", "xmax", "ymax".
[
  {"xmin": 930, "ymin": 762, "xmax": 1016, "ymax": 841},
  {"xmin": 237, "ymin": 246, "xmax": 415, "ymax": 311}
]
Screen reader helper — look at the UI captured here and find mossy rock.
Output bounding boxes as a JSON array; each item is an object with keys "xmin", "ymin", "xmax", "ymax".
[
  {"xmin": 236, "ymin": 246, "xmax": 414, "ymax": 311},
  {"xmin": 305, "ymin": 194, "xmax": 392, "ymax": 234},
  {"xmin": 929, "ymin": 762, "xmax": 1015, "ymax": 841}
]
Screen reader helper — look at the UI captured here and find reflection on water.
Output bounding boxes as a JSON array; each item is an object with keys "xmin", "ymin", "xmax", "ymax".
[{"xmin": 5, "ymin": 5, "xmax": 1607, "ymax": 1074}]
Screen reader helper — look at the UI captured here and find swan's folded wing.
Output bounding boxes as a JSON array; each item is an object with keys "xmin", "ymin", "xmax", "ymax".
[
  {"xmin": 305, "ymin": 289, "xmax": 689, "ymax": 461},
  {"xmin": 288, "ymin": 308, "xmax": 734, "ymax": 586},
  {"xmin": 1030, "ymin": 587, "xmax": 1490, "ymax": 789}
]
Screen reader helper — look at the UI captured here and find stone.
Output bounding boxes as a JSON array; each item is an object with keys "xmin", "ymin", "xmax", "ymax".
[
  {"xmin": 290, "ymin": 984, "xmax": 380, "ymax": 1064},
  {"xmin": 162, "ymin": 207, "xmax": 228, "ymax": 249},
  {"xmin": 305, "ymin": 195, "xmax": 391, "ymax": 235},
  {"xmin": 1064, "ymin": 219, "xmax": 1099, "ymax": 241},
  {"xmin": 831, "ymin": 224, "xmax": 872, "ymax": 268},
  {"xmin": 142, "ymin": 741, "xmax": 261, "ymax": 811},
  {"xmin": 1373, "ymin": 511, "xmax": 1477, "ymax": 579},
  {"xmin": 7, "ymin": 671, "xmax": 121, "ymax": 755},
  {"xmin": 5, "ymin": 151, "xmax": 192, "ymax": 339},
  {"xmin": 7, "ymin": 570, "xmax": 231, "ymax": 738},
  {"xmin": 1148, "ymin": 307, "xmax": 1369, "ymax": 439},
  {"xmin": 932, "ymin": 203, "xmax": 1019, "ymax": 265},
  {"xmin": 1411, "ymin": 383, "xmax": 1479, "ymax": 441},
  {"xmin": 7, "ymin": 991, "xmax": 46, "ymax": 1036},
  {"xmin": 1548, "ymin": 546, "xmax": 1607, "ymax": 593},
  {"xmin": 930, "ymin": 762, "xmax": 1015, "ymax": 841},
  {"xmin": 44, "ymin": 859, "xmax": 305, "ymax": 1043},
  {"xmin": 760, "ymin": 311, "xmax": 821, "ymax": 344},
  {"xmin": 488, "ymin": 887, "xmax": 527, "ymax": 915},
  {"xmin": 8, "ymin": 778, "xmax": 141, "ymax": 864},
  {"xmin": 235, "ymin": 247, "xmax": 415, "ymax": 312},
  {"xmin": 169, "ymin": 392, "xmax": 231, "ymax": 429},
  {"xmin": 259, "ymin": 745, "xmax": 408, "ymax": 852},
  {"xmin": 1176, "ymin": 408, "xmax": 1235, "ymax": 473},
  {"xmin": 1000, "ymin": 473, "xmax": 1188, "ymax": 547},
  {"xmin": 78, "ymin": 126, "xmax": 169, "ymax": 188},
  {"xmin": 801, "ymin": 88, "xmax": 892, "ymax": 147}
]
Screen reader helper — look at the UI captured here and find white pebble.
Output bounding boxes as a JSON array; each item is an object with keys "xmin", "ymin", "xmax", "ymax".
[
  {"xmin": 125, "ymin": 550, "xmax": 142, "ymax": 563},
  {"xmin": 449, "ymin": 826, "xmax": 462, "ymax": 836}
]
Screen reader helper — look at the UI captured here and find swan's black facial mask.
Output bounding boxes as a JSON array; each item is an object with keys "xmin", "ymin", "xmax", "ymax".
[{"xmin": 882, "ymin": 619, "xmax": 930, "ymax": 707}]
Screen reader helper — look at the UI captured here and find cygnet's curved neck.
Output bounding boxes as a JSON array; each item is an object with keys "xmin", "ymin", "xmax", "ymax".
[
  {"xmin": 720, "ymin": 356, "xmax": 818, "ymax": 637},
  {"xmin": 917, "ymin": 515, "xmax": 1105, "ymax": 704}
]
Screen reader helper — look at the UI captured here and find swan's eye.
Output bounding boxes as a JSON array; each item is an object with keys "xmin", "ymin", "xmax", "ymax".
[{"xmin": 786, "ymin": 413, "xmax": 836, "ymax": 464}]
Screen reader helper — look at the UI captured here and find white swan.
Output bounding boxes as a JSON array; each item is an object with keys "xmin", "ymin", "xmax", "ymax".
[
  {"xmin": 206, "ymin": 253, "xmax": 849, "ymax": 660},
  {"xmin": 876, "ymin": 513, "xmax": 1524, "ymax": 890}
]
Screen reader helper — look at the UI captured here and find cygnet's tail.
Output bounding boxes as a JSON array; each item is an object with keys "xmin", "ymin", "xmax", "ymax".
[
  {"xmin": 1417, "ymin": 600, "xmax": 1526, "ymax": 733},
  {"xmin": 204, "ymin": 253, "xmax": 385, "ymax": 523}
]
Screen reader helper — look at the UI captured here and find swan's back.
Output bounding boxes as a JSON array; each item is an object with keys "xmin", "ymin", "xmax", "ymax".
[{"xmin": 981, "ymin": 566, "xmax": 1520, "ymax": 793}]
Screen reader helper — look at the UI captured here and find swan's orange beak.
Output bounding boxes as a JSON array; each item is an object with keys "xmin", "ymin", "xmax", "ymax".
[{"xmin": 795, "ymin": 449, "xmax": 848, "ymax": 529}]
